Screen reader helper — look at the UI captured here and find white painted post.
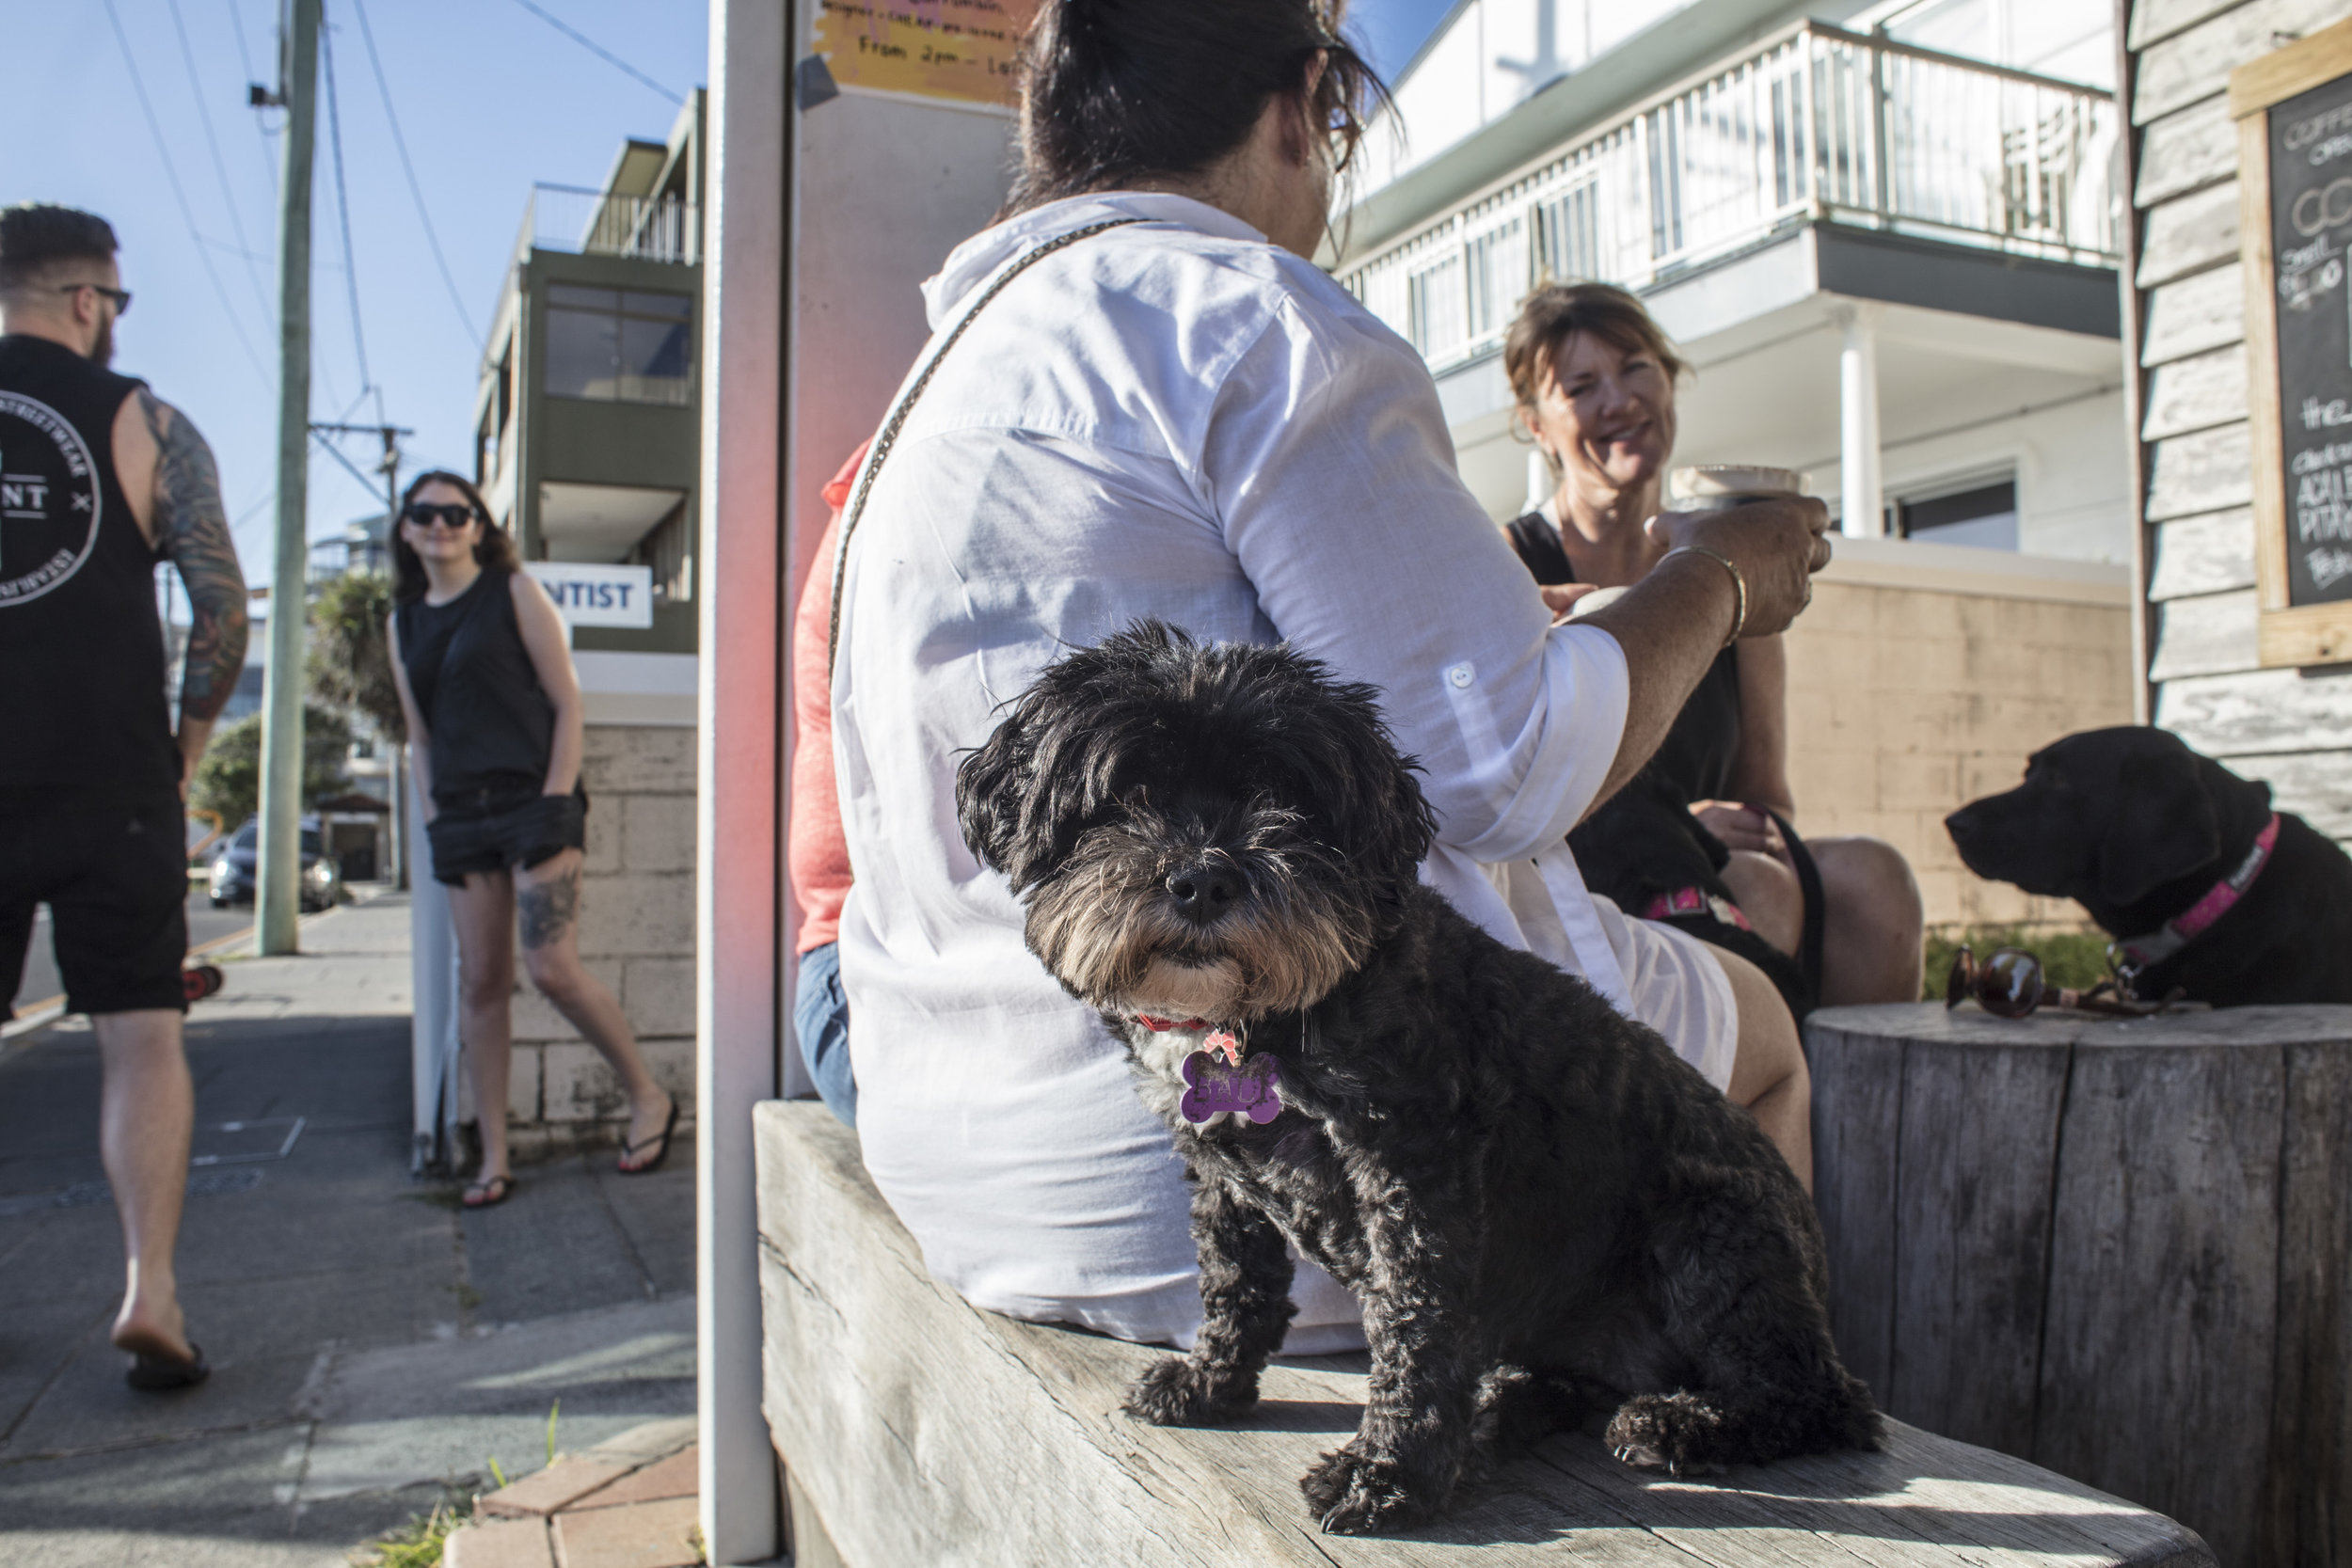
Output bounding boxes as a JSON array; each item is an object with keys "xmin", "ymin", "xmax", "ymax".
[
  {"xmin": 1836, "ymin": 300, "xmax": 1886, "ymax": 537},
  {"xmin": 697, "ymin": 0, "xmax": 786, "ymax": 1560},
  {"xmin": 406, "ymin": 767, "xmax": 460, "ymax": 1174}
]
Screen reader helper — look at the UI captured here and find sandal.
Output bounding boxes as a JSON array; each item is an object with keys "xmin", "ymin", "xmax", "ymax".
[
  {"xmin": 126, "ymin": 1342, "xmax": 210, "ymax": 1391},
  {"xmin": 617, "ymin": 1099, "xmax": 679, "ymax": 1176},
  {"xmin": 462, "ymin": 1174, "xmax": 514, "ymax": 1209}
]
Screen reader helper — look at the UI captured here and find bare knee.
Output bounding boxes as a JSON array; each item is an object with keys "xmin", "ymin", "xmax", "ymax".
[
  {"xmin": 1814, "ymin": 837, "xmax": 1922, "ymax": 931},
  {"xmin": 458, "ymin": 959, "xmax": 515, "ymax": 1015},
  {"xmin": 522, "ymin": 945, "xmax": 589, "ymax": 1006}
]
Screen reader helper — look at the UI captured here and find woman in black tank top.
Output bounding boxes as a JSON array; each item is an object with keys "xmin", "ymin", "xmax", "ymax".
[
  {"xmin": 1500, "ymin": 284, "xmax": 1924, "ymax": 1009},
  {"xmin": 387, "ymin": 472, "xmax": 677, "ymax": 1208}
]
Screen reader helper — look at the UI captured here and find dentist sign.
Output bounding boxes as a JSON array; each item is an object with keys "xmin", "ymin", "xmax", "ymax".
[{"xmin": 524, "ymin": 562, "xmax": 657, "ymax": 630}]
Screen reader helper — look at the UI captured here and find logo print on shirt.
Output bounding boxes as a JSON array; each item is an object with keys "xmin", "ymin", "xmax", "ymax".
[{"xmin": 0, "ymin": 391, "xmax": 103, "ymax": 609}]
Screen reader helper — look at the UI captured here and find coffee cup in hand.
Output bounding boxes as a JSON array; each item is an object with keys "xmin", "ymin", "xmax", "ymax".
[{"xmin": 1648, "ymin": 465, "xmax": 1832, "ymax": 638}]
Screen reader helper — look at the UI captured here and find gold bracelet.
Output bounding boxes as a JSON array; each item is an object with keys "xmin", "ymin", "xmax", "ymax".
[{"xmin": 1662, "ymin": 545, "xmax": 1746, "ymax": 647}]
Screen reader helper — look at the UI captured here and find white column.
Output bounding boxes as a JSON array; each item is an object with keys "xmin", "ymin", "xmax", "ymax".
[
  {"xmin": 699, "ymin": 0, "xmax": 786, "ymax": 1560},
  {"xmin": 1836, "ymin": 301, "xmax": 1885, "ymax": 537}
]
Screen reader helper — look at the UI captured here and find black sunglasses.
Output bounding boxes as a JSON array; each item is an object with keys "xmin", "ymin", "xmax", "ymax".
[
  {"xmin": 57, "ymin": 282, "xmax": 131, "ymax": 314},
  {"xmin": 1944, "ymin": 944, "xmax": 2147, "ymax": 1018},
  {"xmin": 402, "ymin": 502, "xmax": 482, "ymax": 531}
]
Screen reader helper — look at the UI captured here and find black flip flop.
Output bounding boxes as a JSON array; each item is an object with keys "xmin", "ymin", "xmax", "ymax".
[
  {"xmin": 462, "ymin": 1173, "xmax": 514, "ymax": 1209},
  {"xmin": 125, "ymin": 1343, "xmax": 210, "ymax": 1392},
  {"xmin": 617, "ymin": 1100, "xmax": 679, "ymax": 1176}
]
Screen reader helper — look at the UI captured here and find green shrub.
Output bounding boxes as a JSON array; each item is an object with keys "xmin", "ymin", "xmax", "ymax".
[
  {"xmin": 190, "ymin": 705, "xmax": 354, "ymax": 829},
  {"xmin": 1921, "ymin": 927, "xmax": 2117, "ymax": 1002}
]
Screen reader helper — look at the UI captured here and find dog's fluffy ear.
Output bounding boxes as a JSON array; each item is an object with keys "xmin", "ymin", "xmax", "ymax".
[
  {"xmin": 956, "ymin": 702, "xmax": 1035, "ymax": 881},
  {"xmin": 2098, "ymin": 743, "xmax": 2221, "ymax": 906}
]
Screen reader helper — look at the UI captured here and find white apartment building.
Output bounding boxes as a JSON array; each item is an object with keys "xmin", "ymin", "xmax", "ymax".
[{"xmin": 1331, "ymin": 0, "xmax": 2130, "ymax": 561}]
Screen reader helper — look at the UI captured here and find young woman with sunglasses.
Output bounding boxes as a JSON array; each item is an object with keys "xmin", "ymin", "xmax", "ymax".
[{"xmin": 385, "ymin": 472, "xmax": 676, "ymax": 1207}]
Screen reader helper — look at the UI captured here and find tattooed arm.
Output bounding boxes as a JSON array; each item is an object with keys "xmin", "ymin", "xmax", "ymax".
[{"xmin": 116, "ymin": 389, "xmax": 250, "ymax": 795}]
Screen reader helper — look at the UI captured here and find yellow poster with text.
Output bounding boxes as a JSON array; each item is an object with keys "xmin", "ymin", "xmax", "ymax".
[{"xmin": 816, "ymin": 0, "xmax": 1041, "ymax": 107}]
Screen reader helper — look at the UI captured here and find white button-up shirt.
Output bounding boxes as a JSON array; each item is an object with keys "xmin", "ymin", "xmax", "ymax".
[{"xmin": 831, "ymin": 193, "xmax": 1632, "ymax": 1347}]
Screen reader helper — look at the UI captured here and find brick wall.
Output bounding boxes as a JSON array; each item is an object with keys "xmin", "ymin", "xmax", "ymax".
[
  {"xmin": 504, "ymin": 724, "xmax": 698, "ymax": 1137},
  {"xmin": 1781, "ymin": 573, "xmax": 2136, "ymax": 931}
]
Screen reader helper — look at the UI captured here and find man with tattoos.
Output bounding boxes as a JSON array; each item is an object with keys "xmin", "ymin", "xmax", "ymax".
[{"xmin": 0, "ymin": 205, "xmax": 249, "ymax": 1390}]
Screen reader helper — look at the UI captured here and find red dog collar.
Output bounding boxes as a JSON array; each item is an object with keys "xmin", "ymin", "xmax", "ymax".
[
  {"xmin": 1134, "ymin": 1015, "xmax": 1211, "ymax": 1032},
  {"xmin": 1641, "ymin": 886, "xmax": 1754, "ymax": 932},
  {"xmin": 2118, "ymin": 813, "xmax": 2280, "ymax": 972}
]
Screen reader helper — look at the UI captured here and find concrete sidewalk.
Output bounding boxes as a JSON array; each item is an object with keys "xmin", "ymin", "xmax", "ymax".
[{"xmin": 0, "ymin": 893, "xmax": 696, "ymax": 1565}]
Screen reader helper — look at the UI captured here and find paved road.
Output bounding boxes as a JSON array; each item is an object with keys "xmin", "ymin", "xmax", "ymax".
[
  {"xmin": 0, "ymin": 895, "xmax": 696, "ymax": 1566},
  {"xmin": 8, "ymin": 887, "xmax": 257, "ymax": 1020}
]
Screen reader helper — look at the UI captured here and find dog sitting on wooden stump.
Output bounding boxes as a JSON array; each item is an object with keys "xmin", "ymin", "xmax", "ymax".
[{"xmin": 953, "ymin": 623, "xmax": 1880, "ymax": 1536}]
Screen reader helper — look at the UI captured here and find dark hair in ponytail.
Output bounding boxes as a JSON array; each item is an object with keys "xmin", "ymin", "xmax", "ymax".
[{"xmin": 1009, "ymin": 0, "xmax": 1390, "ymax": 214}]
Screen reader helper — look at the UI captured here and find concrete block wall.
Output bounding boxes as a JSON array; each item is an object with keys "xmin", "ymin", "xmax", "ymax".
[
  {"xmin": 1781, "ymin": 578, "xmax": 2135, "ymax": 930},
  {"xmin": 506, "ymin": 724, "xmax": 697, "ymax": 1140}
]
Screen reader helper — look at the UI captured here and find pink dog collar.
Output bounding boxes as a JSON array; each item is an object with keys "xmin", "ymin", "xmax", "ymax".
[
  {"xmin": 2118, "ymin": 813, "xmax": 2280, "ymax": 971},
  {"xmin": 1641, "ymin": 886, "xmax": 1754, "ymax": 932}
]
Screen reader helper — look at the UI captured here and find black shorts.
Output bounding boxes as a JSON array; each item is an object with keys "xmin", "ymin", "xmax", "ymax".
[
  {"xmin": 0, "ymin": 795, "xmax": 190, "ymax": 1018},
  {"xmin": 427, "ymin": 787, "xmax": 588, "ymax": 887}
]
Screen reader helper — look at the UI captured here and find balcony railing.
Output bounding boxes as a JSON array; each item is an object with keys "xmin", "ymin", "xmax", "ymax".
[
  {"xmin": 1338, "ymin": 23, "xmax": 2120, "ymax": 371},
  {"xmin": 517, "ymin": 183, "xmax": 700, "ymax": 266}
]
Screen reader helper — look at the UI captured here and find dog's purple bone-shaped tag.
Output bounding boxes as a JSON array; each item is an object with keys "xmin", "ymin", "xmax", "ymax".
[{"xmin": 1180, "ymin": 1051, "xmax": 1284, "ymax": 1125}]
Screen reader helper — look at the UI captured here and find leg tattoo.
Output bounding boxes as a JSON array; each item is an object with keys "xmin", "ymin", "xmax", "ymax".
[{"xmin": 517, "ymin": 867, "xmax": 580, "ymax": 951}]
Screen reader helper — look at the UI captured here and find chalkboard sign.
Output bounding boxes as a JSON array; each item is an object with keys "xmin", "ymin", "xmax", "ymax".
[{"xmin": 2235, "ymin": 21, "xmax": 2352, "ymax": 666}]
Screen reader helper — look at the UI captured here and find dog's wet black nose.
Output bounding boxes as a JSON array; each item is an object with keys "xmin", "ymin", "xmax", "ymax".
[{"xmin": 1165, "ymin": 863, "xmax": 1242, "ymax": 923}]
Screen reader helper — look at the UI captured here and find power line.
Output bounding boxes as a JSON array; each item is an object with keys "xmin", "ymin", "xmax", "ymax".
[
  {"xmin": 221, "ymin": 0, "xmax": 279, "ymax": 198},
  {"xmin": 99, "ymin": 0, "xmax": 274, "ymax": 388},
  {"xmin": 504, "ymin": 0, "xmax": 684, "ymax": 105},
  {"xmin": 164, "ymin": 0, "xmax": 278, "ymax": 333},
  {"xmin": 319, "ymin": 8, "xmax": 373, "ymax": 400},
  {"xmin": 347, "ymin": 0, "xmax": 482, "ymax": 348}
]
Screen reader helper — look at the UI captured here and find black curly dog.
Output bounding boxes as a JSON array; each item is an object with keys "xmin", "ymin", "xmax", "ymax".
[{"xmin": 954, "ymin": 623, "xmax": 1879, "ymax": 1536}]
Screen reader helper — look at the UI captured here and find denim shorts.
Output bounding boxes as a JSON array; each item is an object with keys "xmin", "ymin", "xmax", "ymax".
[
  {"xmin": 791, "ymin": 941, "xmax": 856, "ymax": 1127},
  {"xmin": 426, "ymin": 786, "xmax": 587, "ymax": 887}
]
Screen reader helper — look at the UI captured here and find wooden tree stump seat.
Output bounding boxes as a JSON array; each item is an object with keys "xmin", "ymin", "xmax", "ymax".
[
  {"xmin": 1807, "ymin": 1002, "xmax": 2352, "ymax": 1568},
  {"xmin": 754, "ymin": 1100, "xmax": 2214, "ymax": 1568}
]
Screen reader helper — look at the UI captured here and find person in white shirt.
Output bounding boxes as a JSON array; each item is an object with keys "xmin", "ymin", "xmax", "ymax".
[{"xmin": 829, "ymin": 0, "xmax": 1833, "ymax": 1352}]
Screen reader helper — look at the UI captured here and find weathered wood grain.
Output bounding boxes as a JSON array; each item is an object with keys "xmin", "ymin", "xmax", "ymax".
[
  {"xmin": 2141, "ymin": 262, "xmax": 2243, "ymax": 367},
  {"xmin": 2135, "ymin": 99, "xmax": 2238, "ymax": 210},
  {"xmin": 2220, "ymin": 746, "xmax": 2352, "ymax": 836},
  {"xmin": 1888, "ymin": 1035, "xmax": 2074, "ymax": 1458},
  {"xmin": 2137, "ymin": 183, "xmax": 2241, "ymax": 287},
  {"xmin": 2148, "ymin": 509, "xmax": 2257, "ymax": 600},
  {"xmin": 2154, "ymin": 664, "xmax": 2352, "ymax": 752},
  {"xmin": 2034, "ymin": 1023, "xmax": 2285, "ymax": 1568},
  {"xmin": 2137, "ymin": 0, "xmax": 2352, "ymax": 123},
  {"xmin": 2259, "ymin": 1040, "xmax": 2352, "ymax": 1568},
  {"xmin": 2130, "ymin": 0, "xmax": 2249, "ymax": 52},
  {"xmin": 1805, "ymin": 1011, "xmax": 1907, "ymax": 1402},
  {"xmin": 2145, "ymin": 424, "xmax": 2255, "ymax": 521},
  {"xmin": 754, "ymin": 1100, "xmax": 2217, "ymax": 1568},
  {"xmin": 2149, "ymin": 588, "xmax": 2262, "ymax": 679},
  {"xmin": 2141, "ymin": 345, "xmax": 2249, "ymax": 441}
]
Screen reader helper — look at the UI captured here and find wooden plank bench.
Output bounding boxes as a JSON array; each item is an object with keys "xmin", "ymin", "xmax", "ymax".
[
  {"xmin": 754, "ymin": 1101, "xmax": 2216, "ymax": 1568},
  {"xmin": 1808, "ymin": 1002, "xmax": 2352, "ymax": 1568}
]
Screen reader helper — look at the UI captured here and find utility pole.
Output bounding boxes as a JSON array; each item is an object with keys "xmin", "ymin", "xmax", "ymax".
[
  {"xmin": 312, "ymin": 420, "xmax": 412, "ymax": 891},
  {"xmin": 256, "ymin": 0, "xmax": 320, "ymax": 956}
]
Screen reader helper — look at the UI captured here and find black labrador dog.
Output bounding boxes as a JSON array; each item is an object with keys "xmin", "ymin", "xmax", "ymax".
[{"xmin": 1945, "ymin": 727, "xmax": 2352, "ymax": 1005}]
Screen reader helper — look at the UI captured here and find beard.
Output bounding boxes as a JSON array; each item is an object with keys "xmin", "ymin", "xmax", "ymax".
[{"xmin": 87, "ymin": 312, "xmax": 115, "ymax": 368}]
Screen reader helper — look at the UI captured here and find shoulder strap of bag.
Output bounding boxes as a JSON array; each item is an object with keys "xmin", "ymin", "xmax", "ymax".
[{"xmin": 826, "ymin": 216, "xmax": 1145, "ymax": 676}]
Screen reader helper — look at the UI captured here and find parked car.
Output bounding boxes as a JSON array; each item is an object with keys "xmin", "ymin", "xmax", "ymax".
[{"xmin": 209, "ymin": 816, "xmax": 342, "ymax": 911}]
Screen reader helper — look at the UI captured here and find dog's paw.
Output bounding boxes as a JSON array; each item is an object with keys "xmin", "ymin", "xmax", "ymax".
[
  {"xmin": 1605, "ymin": 1393, "xmax": 1728, "ymax": 1477},
  {"xmin": 1299, "ymin": 1446, "xmax": 1434, "ymax": 1535},
  {"xmin": 1121, "ymin": 1356, "xmax": 1256, "ymax": 1427}
]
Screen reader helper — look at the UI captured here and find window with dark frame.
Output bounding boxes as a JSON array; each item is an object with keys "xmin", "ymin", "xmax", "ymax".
[
  {"xmin": 1897, "ymin": 477, "xmax": 2018, "ymax": 551},
  {"xmin": 543, "ymin": 285, "xmax": 694, "ymax": 406}
]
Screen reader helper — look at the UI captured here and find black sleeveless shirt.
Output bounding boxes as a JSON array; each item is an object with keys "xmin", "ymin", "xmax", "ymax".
[
  {"xmin": 1503, "ymin": 508, "xmax": 1741, "ymax": 803},
  {"xmin": 395, "ymin": 567, "xmax": 556, "ymax": 809},
  {"xmin": 0, "ymin": 335, "xmax": 177, "ymax": 805}
]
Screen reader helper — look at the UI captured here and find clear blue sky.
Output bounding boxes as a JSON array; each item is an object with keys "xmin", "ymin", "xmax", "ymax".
[{"xmin": 5, "ymin": 0, "xmax": 1453, "ymax": 592}]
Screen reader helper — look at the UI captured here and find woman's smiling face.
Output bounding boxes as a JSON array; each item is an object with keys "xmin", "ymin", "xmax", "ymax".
[{"xmin": 1529, "ymin": 330, "xmax": 1677, "ymax": 497}]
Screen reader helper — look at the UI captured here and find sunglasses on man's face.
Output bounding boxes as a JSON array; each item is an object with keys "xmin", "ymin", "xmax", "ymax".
[
  {"xmin": 402, "ymin": 502, "xmax": 481, "ymax": 531},
  {"xmin": 57, "ymin": 282, "xmax": 131, "ymax": 314}
]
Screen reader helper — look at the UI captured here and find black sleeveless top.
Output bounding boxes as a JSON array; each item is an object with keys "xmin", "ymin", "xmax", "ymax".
[
  {"xmin": 0, "ymin": 335, "xmax": 177, "ymax": 805},
  {"xmin": 1503, "ymin": 508, "xmax": 1741, "ymax": 803},
  {"xmin": 395, "ymin": 567, "xmax": 556, "ymax": 809}
]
